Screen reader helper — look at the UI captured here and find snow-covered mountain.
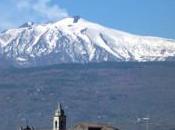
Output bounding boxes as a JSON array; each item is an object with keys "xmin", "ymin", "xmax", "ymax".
[{"xmin": 0, "ymin": 16, "xmax": 175, "ymax": 67}]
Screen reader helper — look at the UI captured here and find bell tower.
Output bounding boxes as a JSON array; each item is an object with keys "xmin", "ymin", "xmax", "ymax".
[{"xmin": 53, "ymin": 104, "xmax": 66, "ymax": 130}]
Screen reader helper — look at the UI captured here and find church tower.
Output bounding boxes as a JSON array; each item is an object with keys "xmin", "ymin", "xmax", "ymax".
[{"xmin": 53, "ymin": 104, "xmax": 66, "ymax": 130}]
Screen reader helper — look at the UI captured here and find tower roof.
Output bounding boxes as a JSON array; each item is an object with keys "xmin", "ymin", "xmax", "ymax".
[{"xmin": 54, "ymin": 103, "xmax": 64, "ymax": 116}]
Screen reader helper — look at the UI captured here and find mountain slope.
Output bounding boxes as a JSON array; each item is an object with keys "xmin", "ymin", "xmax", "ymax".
[{"xmin": 0, "ymin": 16, "xmax": 175, "ymax": 67}]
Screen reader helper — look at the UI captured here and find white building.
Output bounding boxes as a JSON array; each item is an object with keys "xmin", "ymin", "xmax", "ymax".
[{"xmin": 53, "ymin": 104, "xmax": 66, "ymax": 130}]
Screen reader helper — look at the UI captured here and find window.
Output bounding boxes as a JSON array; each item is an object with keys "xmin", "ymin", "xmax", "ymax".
[
  {"xmin": 55, "ymin": 121, "xmax": 58, "ymax": 128},
  {"xmin": 88, "ymin": 127, "xmax": 102, "ymax": 130}
]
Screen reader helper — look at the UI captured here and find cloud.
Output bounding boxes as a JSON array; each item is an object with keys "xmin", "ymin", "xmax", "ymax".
[
  {"xmin": 0, "ymin": 0, "xmax": 69, "ymax": 31},
  {"xmin": 16, "ymin": 0, "xmax": 68, "ymax": 21}
]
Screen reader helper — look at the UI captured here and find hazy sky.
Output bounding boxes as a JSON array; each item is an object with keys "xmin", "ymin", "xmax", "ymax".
[{"xmin": 0, "ymin": 0, "xmax": 175, "ymax": 39}]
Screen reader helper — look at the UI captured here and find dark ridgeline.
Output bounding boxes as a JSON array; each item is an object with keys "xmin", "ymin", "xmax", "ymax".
[{"xmin": 1, "ymin": 62, "xmax": 175, "ymax": 130}]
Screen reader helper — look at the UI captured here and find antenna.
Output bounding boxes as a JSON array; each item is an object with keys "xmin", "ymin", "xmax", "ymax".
[
  {"xmin": 25, "ymin": 119, "xmax": 29, "ymax": 126},
  {"xmin": 145, "ymin": 115, "xmax": 150, "ymax": 130},
  {"xmin": 136, "ymin": 115, "xmax": 150, "ymax": 130}
]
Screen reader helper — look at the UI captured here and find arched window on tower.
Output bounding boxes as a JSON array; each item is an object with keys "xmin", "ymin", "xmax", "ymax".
[{"xmin": 55, "ymin": 121, "xmax": 58, "ymax": 129}]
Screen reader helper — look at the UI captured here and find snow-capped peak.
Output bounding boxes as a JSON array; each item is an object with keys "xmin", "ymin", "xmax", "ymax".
[{"xmin": 0, "ymin": 17, "xmax": 175, "ymax": 67}]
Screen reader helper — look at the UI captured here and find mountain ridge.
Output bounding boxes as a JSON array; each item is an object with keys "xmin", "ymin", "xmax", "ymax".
[{"xmin": 0, "ymin": 16, "xmax": 175, "ymax": 67}]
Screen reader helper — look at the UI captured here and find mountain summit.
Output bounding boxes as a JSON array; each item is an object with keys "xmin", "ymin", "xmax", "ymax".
[
  {"xmin": 19, "ymin": 21, "xmax": 35, "ymax": 28},
  {"xmin": 0, "ymin": 17, "xmax": 175, "ymax": 67}
]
